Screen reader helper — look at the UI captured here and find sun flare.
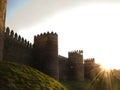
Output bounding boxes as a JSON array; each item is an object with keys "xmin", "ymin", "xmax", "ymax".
[
  {"xmin": 99, "ymin": 60, "xmax": 120, "ymax": 71},
  {"xmin": 101, "ymin": 63, "xmax": 113, "ymax": 71}
]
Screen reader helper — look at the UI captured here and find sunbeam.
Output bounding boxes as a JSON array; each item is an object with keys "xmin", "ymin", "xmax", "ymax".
[{"xmin": 86, "ymin": 64, "xmax": 120, "ymax": 90}]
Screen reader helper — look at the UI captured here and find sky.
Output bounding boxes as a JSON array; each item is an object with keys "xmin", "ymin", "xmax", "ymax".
[{"xmin": 6, "ymin": 0, "xmax": 120, "ymax": 69}]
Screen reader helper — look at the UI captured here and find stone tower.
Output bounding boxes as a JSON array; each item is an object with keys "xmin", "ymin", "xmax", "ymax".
[
  {"xmin": 84, "ymin": 58, "xmax": 95, "ymax": 80},
  {"xmin": 33, "ymin": 32, "xmax": 59, "ymax": 80},
  {"xmin": 68, "ymin": 50, "xmax": 84, "ymax": 81},
  {"xmin": 0, "ymin": 0, "xmax": 7, "ymax": 60}
]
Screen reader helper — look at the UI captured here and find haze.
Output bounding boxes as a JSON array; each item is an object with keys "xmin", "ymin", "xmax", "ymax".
[{"xmin": 6, "ymin": 0, "xmax": 120, "ymax": 69}]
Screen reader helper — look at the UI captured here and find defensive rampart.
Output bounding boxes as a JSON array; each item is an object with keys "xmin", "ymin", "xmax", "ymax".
[{"xmin": 3, "ymin": 27, "xmax": 33, "ymax": 66}]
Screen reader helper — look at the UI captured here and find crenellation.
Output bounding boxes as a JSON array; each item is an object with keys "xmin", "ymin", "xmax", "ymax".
[
  {"xmin": 0, "ymin": 0, "xmax": 98, "ymax": 81},
  {"xmin": 29, "ymin": 43, "xmax": 32, "ymax": 48},
  {"xmin": 10, "ymin": 30, "xmax": 14, "ymax": 37},
  {"xmin": 27, "ymin": 41, "xmax": 29, "ymax": 46},
  {"xmin": 36, "ymin": 32, "xmax": 58, "ymax": 37},
  {"xmin": 68, "ymin": 50, "xmax": 84, "ymax": 81},
  {"xmin": 68, "ymin": 50, "xmax": 83, "ymax": 60},
  {"xmin": 34, "ymin": 32, "xmax": 58, "ymax": 47},
  {"xmin": 18, "ymin": 35, "xmax": 21, "ymax": 41},
  {"xmin": 84, "ymin": 58, "xmax": 95, "ymax": 80},
  {"xmin": 55, "ymin": 32, "xmax": 57, "ymax": 35},
  {"xmin": 84, "ymin": 58, "xmax": 95, "ymax": 64},
  {"xmin": 34, "ymin": 36, "xmax": 36, "ymax": 40},
  {"xmin": 24, "ymin": 39, "xmax": 27, "ymax": 46},
  {"xmin": 33, "ymin": 31, "xmax": 59, "ymax": 80},
  {"xmin": 47, "ymin": 31, "xmax": 50, "ymax": 34},
  {"xmin": 5, "ymin": 27, "xmax": 10, "ymax": 36},
  {"xmin": 21, "ymin": 37, "xmax": 24, "ymax": 43},
  {"xmin": 14, "ymin": 33, "xmax": 18, "ymax": 40},
  {"xmin": 3, "ymin": 27, "xmax": 33, "ymax": 66},
  {"xmin": 2, "ymin": 26, "xmax": 97, "ymax": 81},
  {"xmin": 43, "ymin": 32, "xmax": 46, "ymax": 35},
  {"xmin": 37, "ymin": 34, "xmax": 39, "ymax": 37},
  {"xmin": 68, "ymin": 50, "xmax": 83, "ymax": 55},
  {"xmin": 27, "ymin": 41, "xmax": 31, "ymax": 47},
  {"xmin": 51, "ymin": 31, "xmax": 53, "ymax": 34},
  {"xmin": 4, "ymin": 27, "xmax": 33, "ymax": 48}
]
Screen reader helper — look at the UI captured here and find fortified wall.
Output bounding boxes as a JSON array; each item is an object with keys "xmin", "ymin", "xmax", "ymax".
[
  {"xmin": 59, "ymin": 52, "xmax": 96, "ymax": 81},
  {"xmin": 2, "ymin": 27, "xmax": 59, "ymax": 80},
  {"xmin": 3, "ymin": 27, "xmax": 33, "ymax": 66},
  {"xmin": 67, "ymin": 50, "xmax": 84, "ymax": 81},
  {"xmin": 33, "ymin": 32, "xmax": 59, "ymax": 80},
  {"xmin": 1, "ymin": 27, "xmax": 96, "ymax": 81},
  {"xmin": 0, "ymin": 0, "xmax": 96, "ymax": 81},
  {"xmin": 84, "ymin": 58, "xmax": 95, "ymax": 80}
]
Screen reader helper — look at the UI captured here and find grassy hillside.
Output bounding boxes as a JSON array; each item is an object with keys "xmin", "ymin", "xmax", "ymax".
[
  {"xmin": 0, "ymin": 60, "xmax": 67, "ymax": 90},
  {"xmin": 60, "ymin": 69, "xmax": 120, "ymax": 90}
]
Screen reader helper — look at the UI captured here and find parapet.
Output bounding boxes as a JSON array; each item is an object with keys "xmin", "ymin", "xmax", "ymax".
[
  {"xmin": 34, "ymin": 31, "xmax": 57, "ymax": 40},
  {"xmin": 4, "ymin": 27, "xmax": 33, "ymax": 48},
  {"xmin": 34, "ymin": 32, "xmax": 58, "ymax": 45},
  {"xmin": 68, "ymin": 50, "xmax": 83, "ymax": 56},
  {"xmin": 84, "ymin": 58, "xmax": 95, "ymax": 64}
]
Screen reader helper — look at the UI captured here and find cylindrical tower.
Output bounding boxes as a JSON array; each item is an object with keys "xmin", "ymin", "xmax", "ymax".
[
  {"xmin": 68, "ymin": 50, "xmax": 84, "ymax": 81},
  {"xmin": 33, "ymin": 32, "xmax": 59, "ymax": 80},
  {"xmin": 0, "ymin": 0, "xmax": 7, "ymax": 60},
  {"xmin": 84, "ymin": 58, "xmax": 95, "ymax": 80}
]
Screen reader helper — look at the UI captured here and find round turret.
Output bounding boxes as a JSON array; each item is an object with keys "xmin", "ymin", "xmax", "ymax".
[
  {"xmin": 33, "ymin": 32, "xmax": 59, "ymax": 80},
  {"xmin": 0, "ymin": 0, "xmax": 7, "ymax": 59},
  {"xmin": 68, "ymin": 50, "xmax": 84, "ymax": 81},
  {"xmin": 84, "ymin": 58, "xmax": 95, "ymax": 80}
]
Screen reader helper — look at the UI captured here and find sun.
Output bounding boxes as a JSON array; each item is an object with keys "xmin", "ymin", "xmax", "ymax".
[
  {"xmin": 101, "ymin": 63, "xmax": 113, "ymax": 71},
  {"xmin": 99, "ymin": 60, "xmax": 120, "ymax": 71}
]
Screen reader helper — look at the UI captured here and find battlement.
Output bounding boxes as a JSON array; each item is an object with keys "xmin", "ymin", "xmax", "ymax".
[
  {"xmin": 84, "ymin": 58, "xmax": 95, "ymax": 64},
  {"xmin": 68, "ymin": 50, "xmax": 83, "ymax": 56},
  {"xmin": 68, "ymin": 50, "xmax": 84, "ymax": 81},
  {"xmin": 40, "ymin": 31, "xmax": 57, "ymax": 36},
  {"xmin": 0, "ymin": 0, "xmax": 98, "ymax": 81},
  {"xmin": 34, "ymin": 31, "xmax": 57, "ymax": 40},
  {"xmin": 33, "ymin": 31, "xmax": 59, "ymax": 80},
  {"xmin": 4, "ymin": 27, "xmax": 33, "ymax": 48}
]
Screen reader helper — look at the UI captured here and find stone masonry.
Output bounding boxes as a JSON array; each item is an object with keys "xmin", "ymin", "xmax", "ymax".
[{"xmin": 0, "ymin": 0, "xmax": 96, "ymax": 81}]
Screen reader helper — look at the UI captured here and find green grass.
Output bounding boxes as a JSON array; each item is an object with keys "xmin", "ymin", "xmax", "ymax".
[
  {"xmin": 60, "ymin": 80, "xmax": 94, "ymax": 90},
  {"xmin": 60, "ymin": 76, "xmax": 120, "ymax": 90},
  {"xmin": 1, "ymin": 60, "xmax": 120, "ymax": 90},
  {"xmin": 0, "ymin": 60, "xmax": 67, "ymax": 90}
]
